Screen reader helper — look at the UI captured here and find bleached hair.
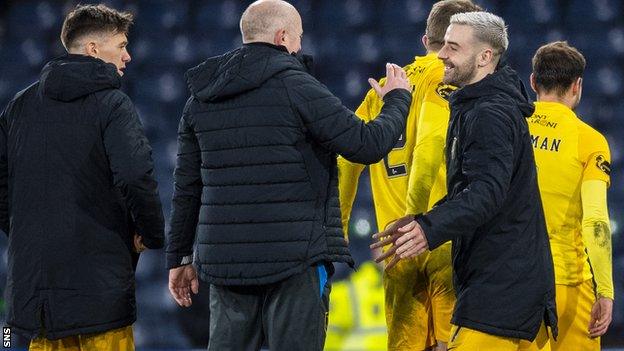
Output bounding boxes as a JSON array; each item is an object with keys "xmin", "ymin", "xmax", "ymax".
[{"xmin": 450, "ymin": 11, "xmax": 508, "ymax": 56}]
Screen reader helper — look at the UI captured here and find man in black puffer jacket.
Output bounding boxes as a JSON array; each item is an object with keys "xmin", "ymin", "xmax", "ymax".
[
  {"xmin": 166, "ymin": 1, "xmax": 411, "ymax": 350},
  {"xmin": 0, "ymin": 5, "xmax": 164, "ymax": 350}
]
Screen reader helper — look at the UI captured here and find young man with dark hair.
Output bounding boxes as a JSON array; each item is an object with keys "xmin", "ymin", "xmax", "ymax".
[
  {"xmin": 338, "ymin": 1, "xmax": 481, "ymax": 350},
  {"xmin": 374, "ymin": 12, "xmax": 557, "ymax": 351},
  {"xmin": 521, "ymin": 41, "xmax": 613, "ymax": 351},
  {"xmin": 0, "ymin": 4, "xmax": 164, "ymax": 350}
]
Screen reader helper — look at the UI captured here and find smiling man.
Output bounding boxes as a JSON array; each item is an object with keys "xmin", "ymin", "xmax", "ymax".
[
  {"xmin": 0, "ymin": 4, "xmax": 164, "ymax": 351},
  {"xmin": 373, "ymin": 12, "xmax": 557, "ymax": 351}
]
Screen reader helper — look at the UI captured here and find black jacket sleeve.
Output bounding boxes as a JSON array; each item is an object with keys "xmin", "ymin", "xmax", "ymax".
[
  {"xmin": 103, "ymin": 94, "xmax": 165, "ymax": 249},
  {"xmin": 416, "ymin": 108, "xmax": 514, "ymax": 249},
  {"xmin": 0, "ymin": 105, "xmax": 9, "ymax": 235},
  {"xmin": 289, "ymin": 74, "xmax": 411, "ymax": 164},
  {"xmin": 166, "ymin": 100, "xmax": 203, "ymax": 269}
]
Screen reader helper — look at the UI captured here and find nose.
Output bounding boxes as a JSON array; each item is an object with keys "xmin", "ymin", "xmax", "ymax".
[
  {"xmin": 438, "ymin": 46, "xmax": 448, "ymax": 60},
  {"xmin": 124, "ymin": 50, "xmax": 131, "ymax": 63}
]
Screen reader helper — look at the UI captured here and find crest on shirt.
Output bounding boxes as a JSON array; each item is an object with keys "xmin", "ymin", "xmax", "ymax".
[
  {"xmin": 436, "ymin": 83, "xmax": 456, "ymax": 100},
  {"xmin": 596, "ymin": 155, "xmax": 611, "ymax": 176}
]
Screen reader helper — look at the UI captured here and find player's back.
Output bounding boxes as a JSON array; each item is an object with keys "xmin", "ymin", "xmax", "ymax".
[
  {"xmin": 357, "ymin": 53, "xmax": 447, "ymax": 229},
  {"xmin": 528, "ymin": 101, "xmax": 610, "ymax": 285}
]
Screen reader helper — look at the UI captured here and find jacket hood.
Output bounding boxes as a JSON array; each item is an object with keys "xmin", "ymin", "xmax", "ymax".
[
  {"xmin": 451, "ymin": 64, "xmax": 535, "ymax": 117},
  {"xmin": 40, "ymin": 54, "xmax": 121, "ymax": 102},
  {"xmin": 186, "ymin": 43, "xmax": 309, "ymax": 103}
]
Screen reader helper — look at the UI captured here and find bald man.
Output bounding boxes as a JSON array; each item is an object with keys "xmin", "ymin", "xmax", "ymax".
[{"xmin": 165, "ymin": 0, "xmax": 412, "ymax": 350}]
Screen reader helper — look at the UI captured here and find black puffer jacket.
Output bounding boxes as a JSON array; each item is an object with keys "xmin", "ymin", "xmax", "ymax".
[
  {"xmin": 0, "ymin": 54, "xmax": 164, "ymax": 339},
  {"xmin": 166, "ymin": 43, "xmax": 411, "ymax": 285},
  {"xmin": 415, "ymin": 65, "xmax": 557, "ymax": 341}
]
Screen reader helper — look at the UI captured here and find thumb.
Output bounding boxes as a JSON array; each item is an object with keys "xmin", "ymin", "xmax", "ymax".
[
  {"xmin": 191, "ymin": 276, "xmax": 199, "ymax": 295},
  {"xmin": 368, "ymin": 78, "xmax": 382, "ymax": 97}
]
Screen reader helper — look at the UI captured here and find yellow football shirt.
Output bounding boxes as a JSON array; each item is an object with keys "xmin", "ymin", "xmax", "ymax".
[
  {"xmin": 338, "ymin": 53, "xmax": 454, "ymax": 234},
  {"xmin": 528, "ymin": 101, "xmax": 611, "ymax": 287}
]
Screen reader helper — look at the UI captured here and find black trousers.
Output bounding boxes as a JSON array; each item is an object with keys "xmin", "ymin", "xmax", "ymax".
[{"xmin": 207, "ymin": 264, "xmax": 332, "ymax": 351}]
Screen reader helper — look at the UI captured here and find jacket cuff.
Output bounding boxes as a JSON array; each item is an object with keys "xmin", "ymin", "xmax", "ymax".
[
  {"xmin": 382, "ymin": 87, "xmax": 411, "ymax": 103},
  {"xmin": 415, "ymin": 214, "xmax": 445, "ymax": 250},
  {"xmin": 142, "ymin": 234, "xmax": 165, "ymax": 250},
  {"xmin": 166, "ymin": 252, "xmax": 194, "ymax": 269}
]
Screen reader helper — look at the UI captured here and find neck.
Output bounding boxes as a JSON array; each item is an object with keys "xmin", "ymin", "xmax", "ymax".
[
  {"xmin": 467, "ymin": 65, "xmax": 496, "ymax": 86},
  {"xmin": 537, "ymin": 93, "xmax": 574, "ymax": 109}
]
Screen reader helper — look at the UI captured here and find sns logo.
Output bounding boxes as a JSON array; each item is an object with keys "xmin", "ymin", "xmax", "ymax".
[
  {"xmin": 596, "ymin": 155, "xmax": 611, "ymax": 176},
  {"xmin": 3, "ymin": 327, "xmax": 10, "ymax": 348}
]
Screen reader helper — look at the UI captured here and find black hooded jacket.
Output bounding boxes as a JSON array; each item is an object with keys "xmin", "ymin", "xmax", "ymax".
[
  {"xmin": 166, "ymin": 43, "xmax": 411, "ymax": 285},
  {"xmin": 415, "ymin": 65, "xmax": 558, "ymax": 340},
  {"xmin": 0, "ymin": 54, "xmax": 164, "ymax": 339}
]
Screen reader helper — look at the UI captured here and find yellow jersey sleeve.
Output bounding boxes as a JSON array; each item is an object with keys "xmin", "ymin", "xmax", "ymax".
[
  {"xmin": 580, "ymin": 180, "xmax": 613, "ymax": 299},
  {"xmin": 405, "ymin": 93, "xmax": 449, "ymax": 215},
  {"xmin": 579, "ymin": 126, "xmax": 611, "ymax": 185},
  {"xmin": 337, "ymin": 89, "xmax": 378, "ymax": 239}
]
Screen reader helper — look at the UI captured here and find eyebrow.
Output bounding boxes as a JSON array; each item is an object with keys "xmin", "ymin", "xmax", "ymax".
[{"xmin": 446, "ymin": 40, "xmax": 460, "ymax": 47}]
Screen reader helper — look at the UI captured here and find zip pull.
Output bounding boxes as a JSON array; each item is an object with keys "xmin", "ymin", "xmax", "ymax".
[{"xmin": 451, "ymin": 137, "xmax": 458, "ymax": 160}]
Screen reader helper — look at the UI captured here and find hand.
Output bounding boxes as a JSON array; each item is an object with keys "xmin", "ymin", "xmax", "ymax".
[
  {"xmin": 368, "ymin": 63, "xmax": 411, "ymax": 99},
  {"xmin": 370, "ymin": 215, "xmax": 429, "ymax": 270},
  {"xmin": 589, "ymin": 297, "xmax": 613, "ymax": 337},
  {"xmin": 133, "ymin": 233, "xmax": 147, "ymax": 253},
  {"xmin": 169, "ymin": 265, "xmax": 199, "ymax": 307}
]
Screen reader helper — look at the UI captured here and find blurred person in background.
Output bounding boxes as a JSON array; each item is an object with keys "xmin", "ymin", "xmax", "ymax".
[
  {"xmin": 165, "ymin": 0, "xmax": 412, "ymax": 350},
  {"xmin": 325, "ymin": 249, "xmax": 386, "ymax": 351},
  {"xmin": 373, "ymin": 12, "xmax": 557, "ymax": 351},
  {"xmin": 0, "ymin": 4, "xmax": 164, "ymax": 351},
  {"xmin": 338, "ymin": 1, "xmax": 481, "ymax": 350},
  {"xmin": 519, "ymin": 41, "xmax": 614, "ymax": 351}
]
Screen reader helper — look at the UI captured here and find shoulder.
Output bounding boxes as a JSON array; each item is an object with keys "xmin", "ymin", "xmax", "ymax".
[{"xmin": 577, "ymin": 118, "xmax": 609, "ymax": 151}]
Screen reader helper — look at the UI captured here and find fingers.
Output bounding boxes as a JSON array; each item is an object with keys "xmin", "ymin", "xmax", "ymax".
[
  {"xmin": 385, "ymin": 62, "xmax": 394, "ymax": 79},
  {"xmin": 368, "ymin": 78, "xmax": 382, "ymax": 96},
  {"xmin": 370, "ymin": 232, "xmax": 402, "ymax": 249},
  {"xmin": 191, "ymin": 276, "xmax": 200, "ymax": 295},
  {"xmin": 589, "ymin": 313, "xmax": 612, "ymax": 337},
  {"xmin": 374, "ymin": 245, "xmax": 397, "ymax": 263},
  {"xmin": 397, "ymin": 221, "xmax": 416, "ymax": 233},
  {"xmin": 397, "ymin": 241, "xmax": 428, "ymax": 259},
  {"xmin": 384, "ymin": 254, "xmax": 401, "ymax": 270},
  {"xmin": 169, "ymin": 283, "xmax": 188, "ymax": 307},
  {"xmin": 169, "ymin": 267, "xmax": 196, "ymax": 307},
  {"xmin": 133, "ymin": 234, "xmax": 146, "ymax": 253},
  {"xmin": 589, "ymin": 321, "xmax": 610, "ymax": 337},
  {"xmin": 399, "ymin": 65, "xmax": 407, "ymax": 80}
]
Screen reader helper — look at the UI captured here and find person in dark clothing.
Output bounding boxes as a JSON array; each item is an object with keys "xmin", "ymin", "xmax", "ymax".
[
  {"xmin": 165, "ymin": 0, "xmax": 411, "ymax": 350},
  {"xmin": 373, "ymin": 12, "xmax": 557, "ymax": 351},
  {"xmin": 0, "ymin": 4, "xmax": 164, "ymax": 351}
]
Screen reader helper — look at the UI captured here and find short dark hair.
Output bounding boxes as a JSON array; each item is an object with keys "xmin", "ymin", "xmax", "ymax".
[
  {"xmin": 426, "ymin": 0, "xmax": 482, "ymax": 50},
  {"xmin": 61, "ymin": 4, "xmax": 134, "ymax": 50},
  {"xmin": 532, "ymin": 41, "xmax": 586, "ymax": 96}
]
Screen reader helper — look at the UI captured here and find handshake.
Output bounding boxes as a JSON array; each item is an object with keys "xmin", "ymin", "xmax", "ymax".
[{"xmin": 370, "ymin": 214, "xmax": 430, "ymax": 270}]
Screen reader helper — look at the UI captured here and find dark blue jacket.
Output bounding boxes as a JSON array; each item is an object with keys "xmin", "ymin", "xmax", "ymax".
[
  {"xmin": 416, "ymin": 65, "xmax": 557, "ymax": 341},
  {"xmin": 166, "ymin": 43, "xmax": 411, "ymax": 285},
  {"xmin": 0, "ymin": 54, "xmax": 164, "ymax": 339}
]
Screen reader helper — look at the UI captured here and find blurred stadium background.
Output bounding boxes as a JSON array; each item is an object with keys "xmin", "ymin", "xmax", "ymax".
[{"xmin": 0, "ymin": 0, "xmax": 622, "ymax": 349}]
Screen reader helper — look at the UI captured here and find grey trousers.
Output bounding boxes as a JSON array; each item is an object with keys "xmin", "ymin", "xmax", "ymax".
[{"xmin": 207, "ymin": 264, "xmax": 331, "ymax": 351}]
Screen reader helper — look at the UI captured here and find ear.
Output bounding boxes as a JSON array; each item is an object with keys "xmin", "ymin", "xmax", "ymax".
[
  {"xmin": 572, "ymin": 77, "xmax": 582, "ymax": 96},
  {"xmin": 85, "ymin": 41, "xmax": 98, "ymax": 58},
  {"xmin": 273, "ymin": 29, "xmax": 286, "ymax": 46},
  {"xmin": 421, "ymin": 35, "xmax": 428, "ymax": 49},
  {"xmin": 529, "ymin": 73, "xmax": 538, "ymax": 94},
  {"xmin": 478, "ymin": 48, "xmax": 494, "ymax": 67}
]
